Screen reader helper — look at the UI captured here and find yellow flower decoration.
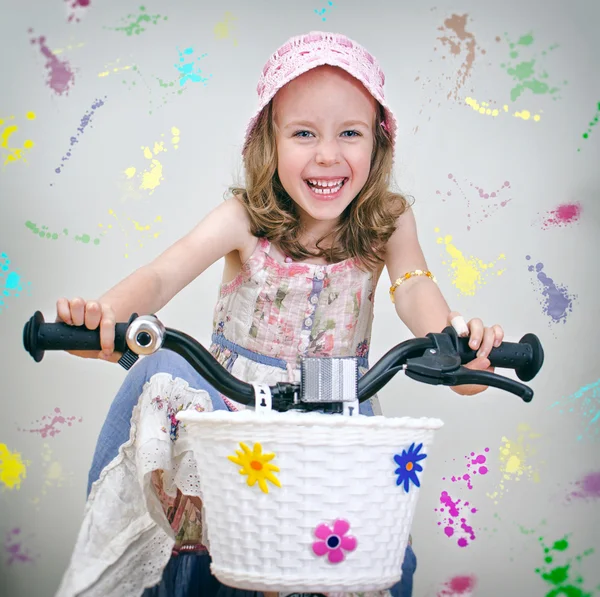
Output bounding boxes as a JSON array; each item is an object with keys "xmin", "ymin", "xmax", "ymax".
[{"xmin": 227, "ymin": 442, "xmax": 282, "ymax": 493}]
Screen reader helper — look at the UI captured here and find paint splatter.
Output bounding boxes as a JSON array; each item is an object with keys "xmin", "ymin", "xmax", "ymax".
[
  {"xmin": 535, "ymin": 534, "xmax": 597, "ymax": 597},
  {"xmin": 98, "ymin": 57, "xmax": 134, "ymax": 78},
  {"xmin": 18, "ymin": 408, "xmax": 83, "ymax": 439},
  {"xmin": 566, "ymin": 471, "xmax": 600, "ymax": 503},
  {"xmin": 0, "ymin": 112, "xmax": 36, "ymax": 166},
  {"xmin": 526, "ymin": 255, "xmax": 577, "ymax": 326},
  {"xmin": 30, "ymin": 444, "xmax": 73, "ymax": 507},
  {"xmin": 436, "ymin": 174, "xmax": 512, "ymax": 230},
  {"xmin": 65, "ymin": 0, "xmax": 91, "ymax": 23},
  {"xmin": 54, "ymin": 97, "xmax": 106, "ymax": 174},
  {"xmin": 487, "ymin": 423, "xmax": 542, "ymax": 504},
  {"xmin": 98, "ymin": 210, "xmax": 163, "ymax": 259},
  {"xmin": 549, "ymin": 378, "xmax": 600, "ymax": 442},
  {"xmin": 500, "ymin": 32, "xmax": 565, "ymax": 102},
  {"xmin": 121, "ymin": 127, "xmax": 180, "ymax": 196},
  {"xmin": 25, "ymin": 220, "xmax": 105, "ymax": 245},
  {"xmin": 214, "ymin": 11, "xmax": 238, "ymax": 45},
  {"xmin": 538, "ymin": 203, "xmax": 582, "ymax": 230},
  {"xmin": 105, "ymin": 5, "xmax": 168, "ymax": 36},
  {"xmin": 465, "ymin": 96, "xmax": 542, "ymax": 122},
  {"xmin": 0, "ymin": 444, "xmax": 29, "ymax": 490},
  {"xmin": 578, "ymin": 101, "xmax": 600, "ymax": 151},
  {"xmin": 435, "ymin": 228, "xmax": 506, "ymax": 296},
  {"xmin": 0, "ymin": 253, "xmax": 31, "ymax": 314},
  {"xmin": 4, "ymin": 529, "xmax": 35, "ymax": 565},
  {"xmin": 437, "ymin": 574, "xmax": 477, "ymax": 596},
  {"xmin": 442, "ymin": 448, "xmax": 490, "ymax": 490},
  {"xmin": 435, "ymin": 490, "xmax": 478, "ymax": 547},
  {"xmin": 51, "ymin": 40, "xmax": 85, "ymax": 55},
  {"xmin": 28, "ymin": 29, "xmax": 76, "ymax": 95},
  {"xmin": 175, "ymin": 47, "xmax": 211, "ymax": 87},
  {"xmin": 315, "ymin": 1, "xmax": 334, "ymax": 21}
]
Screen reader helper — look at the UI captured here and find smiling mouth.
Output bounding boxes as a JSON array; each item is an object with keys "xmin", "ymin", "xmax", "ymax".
[{"xmin": 304, "ymin": 178, "xmax": 347, "ymax": 195}]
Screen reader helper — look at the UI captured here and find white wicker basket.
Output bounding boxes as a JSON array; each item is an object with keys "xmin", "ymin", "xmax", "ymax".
[{"xmin": 176, "ymin": 409, "xmax": 443, "ymax": 593}]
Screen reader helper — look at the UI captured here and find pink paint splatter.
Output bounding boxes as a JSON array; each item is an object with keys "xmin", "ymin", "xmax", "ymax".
[
  {"xmin": 438, "ymin": 574, "xmax": 477, "ymax": 596},
  {"xmin": 65, "ymin": 0, "xmax": 91, "ymax": 23},
  {"xmin": 443, "ymin": 448, "xmax": 489, "ymax": 489},
  {"xmin": 526, "ymin": 255, "xmax": 577, "ymax": 325},
  {"xmin": 435, "ymin": 491, "xmax": 477, "ymax": 547},
  {"xmin": 28, "ymin": 29, "xmax": 76, "ymax": 95},
  {"xmin": 540, "ymin": 202, "xmax": 582, "ymax": 229},
  {"xmin": 55, "ymin": 97, "xmax": 106, "ymax": 174},
  {"xmin": 18, "ymin": 407, "xmax": 83, "ymax": 438},
  {"xmin": 4, "ymin": 529, "xmax": 34, "ymax": 565},
  {"xmin": 566, "ymin": 471, "xmax": 600, "ymax": 502},
  {"xmin": 436, "ymin": 174, "xmax": 512, "ymax": 230}
]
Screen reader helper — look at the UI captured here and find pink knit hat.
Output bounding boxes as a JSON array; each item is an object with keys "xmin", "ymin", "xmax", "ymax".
[{"xmin": 242, "ymin": 31, "xmax": 397, "ymax": 155}]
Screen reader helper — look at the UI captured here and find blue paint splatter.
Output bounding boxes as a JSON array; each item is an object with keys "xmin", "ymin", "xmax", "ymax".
[
  {"xmin": 175, "ymin": 48, "xmax": 211, "ymax": 87},
  {"xmin": 0, "ymin": 252, "xmax": 31, "ymax": 313},
  {"xmin": 315, "ymin": 1, "xmax": 334, "ymax": 21},
  {"xmin": 549, "ymin": 379, "xmax": 600, "ymax": 442},
  {"xmin": 55, "ymin": 97, "xmax": 107, "ymax": 174}
]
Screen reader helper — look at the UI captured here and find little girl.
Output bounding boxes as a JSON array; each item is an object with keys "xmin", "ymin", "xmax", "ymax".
[{"xmin": 55, "ymin": 32, "xmax": 504, "ymax": 597}]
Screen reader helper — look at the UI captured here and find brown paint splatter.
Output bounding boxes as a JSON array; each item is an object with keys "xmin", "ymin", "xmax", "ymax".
[{"xmin": 28, "ymin": 29, "xmax": 76, "ymax": 95}]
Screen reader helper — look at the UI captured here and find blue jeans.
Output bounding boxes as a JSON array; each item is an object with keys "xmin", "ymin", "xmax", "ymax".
[{"xmin": 88, "ymin": 350, "xmax": 417, "ymax": 597}]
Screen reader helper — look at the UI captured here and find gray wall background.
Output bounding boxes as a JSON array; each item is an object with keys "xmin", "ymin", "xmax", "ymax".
[{"xmin": 1, "ymin": 0, "xmax": 599, "ymax": 595}]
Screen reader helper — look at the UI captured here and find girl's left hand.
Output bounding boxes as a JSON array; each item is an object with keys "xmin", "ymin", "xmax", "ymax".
[{"xmin": 447, "ymin": 311, "xmax": 504, "ymax": 396}]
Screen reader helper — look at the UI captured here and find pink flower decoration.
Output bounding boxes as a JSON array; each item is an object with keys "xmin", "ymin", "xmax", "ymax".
[{"xmin": 312, "ymin": 519, "xmax": 357, "ymax": 563}]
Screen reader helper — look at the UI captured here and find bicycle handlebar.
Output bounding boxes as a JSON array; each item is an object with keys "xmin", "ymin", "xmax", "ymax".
[{"xmin": 22, "ymin": 311, "xmax": 544, "ymax": 411}]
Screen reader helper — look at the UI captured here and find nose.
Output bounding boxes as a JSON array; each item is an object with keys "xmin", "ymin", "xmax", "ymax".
[{"xmin": 315, "ymin": 139, "xmax": 341, "ymax": 166}]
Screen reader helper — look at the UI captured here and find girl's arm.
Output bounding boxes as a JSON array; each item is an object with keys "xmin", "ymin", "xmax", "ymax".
[{"xmin": 384, "ymin": 207, "xmax": 451, "ymax": 337}]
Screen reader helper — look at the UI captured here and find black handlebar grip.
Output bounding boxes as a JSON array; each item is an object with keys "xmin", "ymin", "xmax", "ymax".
[
  {"xmin": 457, "ymin": 333, "xmax": 544, "ymax": 382},
  {"xmin": 23, "ymin": 311, "xmax": 129, "ymax": 362}
]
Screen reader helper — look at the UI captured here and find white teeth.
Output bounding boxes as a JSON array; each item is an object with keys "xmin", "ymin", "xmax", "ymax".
[
  {"xmin": 306, "ymin": 178, "xmax": 345, "ymax": 194},
  {"xmin": 307, "ymin": 178, "xmax": 345, "ymax": 188}
]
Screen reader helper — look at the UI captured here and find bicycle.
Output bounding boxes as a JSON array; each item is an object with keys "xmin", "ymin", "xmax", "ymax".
[{"xmin": 23, "ymin": 311, "xmax": 544, "ymax": 593}]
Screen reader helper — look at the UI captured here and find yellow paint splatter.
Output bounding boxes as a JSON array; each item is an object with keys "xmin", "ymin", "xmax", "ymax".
[
  {"xmin": 465, "ymin": 96, "xmax": 542, "ymax": 122},
  {"xmin": 51, "ymin": 41, "xmax": 85, "ymax": 55},
  {"xmin": 214, "ymin": 11, "xmax": 238, "ymax": 45},
  {"xmin": 435, "ymin": 228, "xmax": 506, "ymax": 296},
  {"xmin": 122, "ymin": 127, "xmax": 180, "ymax": 195},
  {"xmin": 30, "ymin": 444, "xmax": 73, "ymax": 508},
  {"xmin": 0, "ymin": 112, "xmax": 36, "ymax": 165},
  {"xmin": 99, "ymin": 210, "xmax": 163, "ymax": 258},
  {"xmin": 98, "ymin": 57, "xmax": 134, "ymax": 77},
  {"xmin": 487, "ymin": 423, "xmax": 542, "ymax": 504},
  {"xmin": 0, "ymin": 443, "xmax": 29, "ymax": 490}
]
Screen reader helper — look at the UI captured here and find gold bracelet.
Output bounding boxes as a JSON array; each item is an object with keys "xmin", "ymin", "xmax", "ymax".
[{"xmin": 389, "ymin": 269, "xmax": 437, "ymax": 303}]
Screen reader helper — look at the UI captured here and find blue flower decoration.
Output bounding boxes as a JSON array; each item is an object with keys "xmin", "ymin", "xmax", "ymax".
[{"xmin": 393, "ymin": 443, "xmax": 427, "ymax": 492}]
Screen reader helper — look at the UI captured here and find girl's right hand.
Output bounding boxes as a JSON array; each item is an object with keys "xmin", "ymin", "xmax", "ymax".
[{"xmin": 56, "ymin": 297, "xmax": 120, "ymax": 361}]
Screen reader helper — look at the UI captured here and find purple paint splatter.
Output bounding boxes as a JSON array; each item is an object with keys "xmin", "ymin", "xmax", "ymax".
[
  {"xmin": 4, "ymin": 529, "xmax": 34, "ymax": 565},
  {"xmin": 435, "ymin": 491, "xmax": 477, "ymax": 547},
  {"xmin": 28, "ymin": 29, "xmax": 76, "ymax": 95},
  {"xmin": 526, "ymin": 255, "xmax": 576, "ymax": 325},
  {"xmin": 65, "ymin": 0, "xmax": 91, "ymax": 23},
  {"xmin": 549, "ymin": 378, "xmax": 599, "ymax": 442},
  {"xmin": 18, "ymin": 407, "xmax": 83, "ymax": 438},
  {"xmin": 443, "ymin": 448, "xmax": 490, "ymax": 489},
  {"xmin": 436, "ymin": 174, "xmax": 512, "ymax": 231},
  {"xmin": 55, "ymin": 97, "xmax": 106, "ymax": 174},
  {"xmin": 566, "ymin": 471, "xmax": 600, "ymax": 502}
]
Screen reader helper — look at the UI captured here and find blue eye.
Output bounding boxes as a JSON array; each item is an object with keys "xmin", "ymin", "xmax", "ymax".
[
  {"xmin": 293, "ymin": 130, "xmax": 314, "ymax": 138},
  {"xmin": 341, "ymin": 130, "xmax": 360, "ymax": 137}
]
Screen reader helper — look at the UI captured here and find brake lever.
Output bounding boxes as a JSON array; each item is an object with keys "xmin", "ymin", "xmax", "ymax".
[{"xmin": 404, "ymin": 359, "xmax": 534, "ymax": 402}]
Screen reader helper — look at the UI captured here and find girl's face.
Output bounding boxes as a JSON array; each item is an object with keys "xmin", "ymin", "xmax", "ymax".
[{"xmin": 273, "ymin": 65, "xmax": 376, "ymax": 234}]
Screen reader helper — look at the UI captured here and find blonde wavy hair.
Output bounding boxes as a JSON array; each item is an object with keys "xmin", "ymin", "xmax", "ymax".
[{"xmin": 230, "ymin": 101, "xmax": 412, "ymax": 271}]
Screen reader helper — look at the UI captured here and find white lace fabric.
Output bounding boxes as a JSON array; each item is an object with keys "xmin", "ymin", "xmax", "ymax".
[{"xmin": 56, "ymin": 373, "xmax": 391, "ymax": 597}]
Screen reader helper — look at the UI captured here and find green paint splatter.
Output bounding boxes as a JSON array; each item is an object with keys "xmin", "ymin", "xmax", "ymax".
[
  {"xmin": 578, "ymin": 101, "xmax": 600, "ymax": 151},
  {"xmin": 105, "ymin": 5, "xmax": 168, "ymax": 36},
  {"xmin": 535, "ymin": 534, "xmax": 596, "ymax": 597},
  {"xmin": 500, "ymin": 32, "xmax": 566, "ymax": 102},
  {"xmin": 25, "ymin": 220, "xmax": 102, "ymax": 245}
]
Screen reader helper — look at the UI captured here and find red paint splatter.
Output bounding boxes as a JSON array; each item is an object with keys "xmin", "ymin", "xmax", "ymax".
[
  {"xmin": 18, "ymin": 407, "xmax": 83, "ymax": 438},
  {"xmin": 438, "ymin": 574, "xmax": 477, "ymax": 596},
  {"xmin": 566, "ymin": 471, "xmax": 600, "ymax": 502},
  {"xmin": 65, "ymin": 0, "xmax": 91, "ymax": 23},
  {"xmin": 435, "ymin": 491, "xmax": 477, "ymax": 547},
  {"xmin": 436, "ymin": 174, "xmax": 512, "ymax": 230},
  {"xmin": 4, "ymin": 529, "xmax": 35, "ymax": 565},
  {"xmin": 28, "ymin": 29, "xmax": 76, "ymax": 95},
  {"xmin": 540, "ymin": 202, "xmax": 582, "ymax": 229}
]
